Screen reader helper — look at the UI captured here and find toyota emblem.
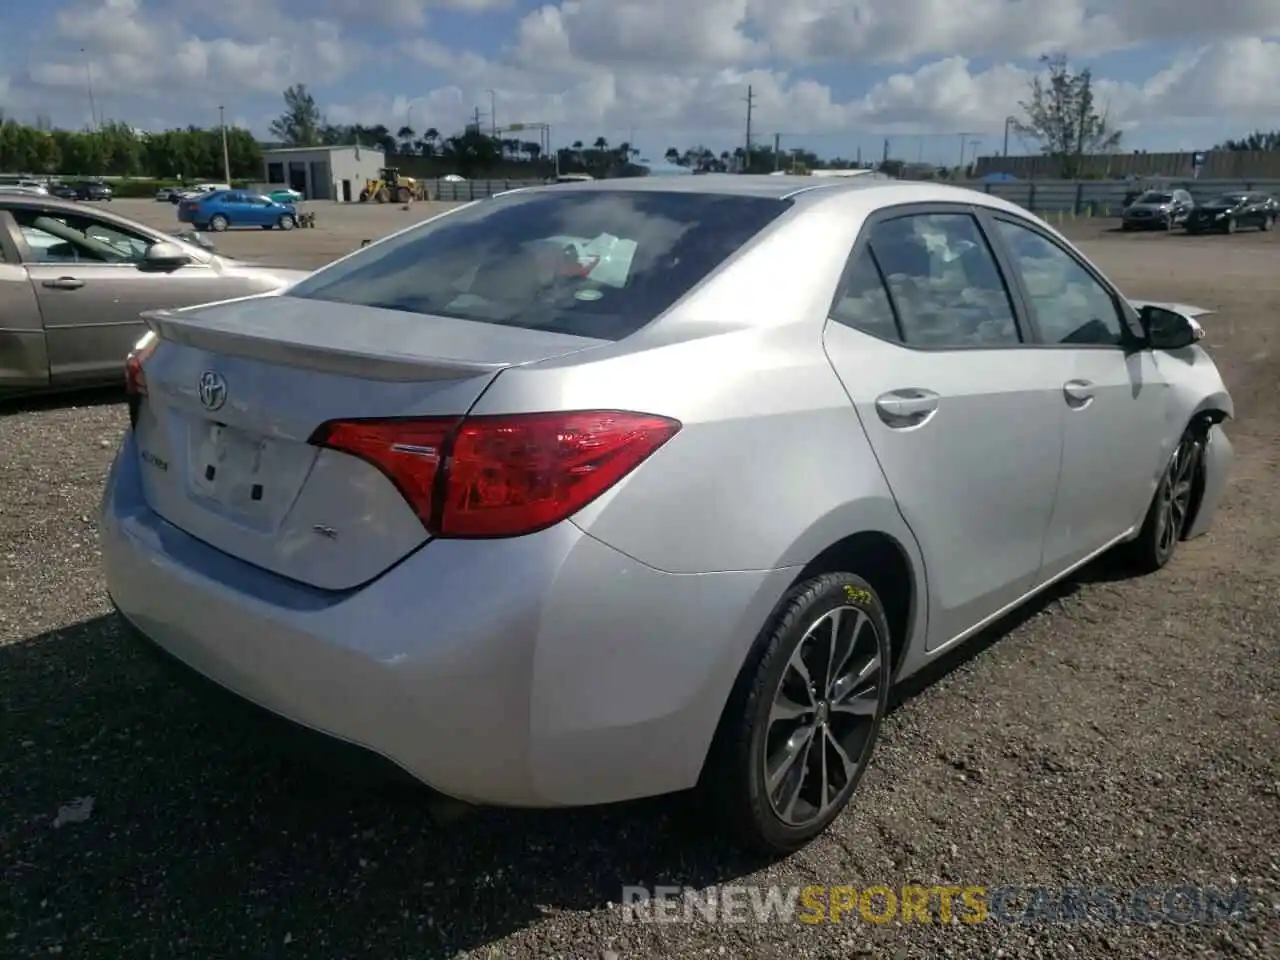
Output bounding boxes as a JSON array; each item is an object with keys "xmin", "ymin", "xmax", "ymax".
[{"xmin": 198, "ymin": 371, "xmax": 227, "ymax": 411}]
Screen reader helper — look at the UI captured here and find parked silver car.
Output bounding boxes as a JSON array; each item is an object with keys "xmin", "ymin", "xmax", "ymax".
[
  {"xmin": 0, "ymin": 194, "xmax": 309, "ymax": 394},
  {"xmin": 103, "ymin": 177, "xmax": 1234, "ymax": 854}
]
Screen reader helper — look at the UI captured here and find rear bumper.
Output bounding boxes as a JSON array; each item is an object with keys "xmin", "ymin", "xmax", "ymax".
[
  {"xmin": 117, "ymin": 607, "xmax": 424, "ymax": 789},
  {"xmin": 101, "ymin": 432, "xmax": 792, "ymax": 808}
]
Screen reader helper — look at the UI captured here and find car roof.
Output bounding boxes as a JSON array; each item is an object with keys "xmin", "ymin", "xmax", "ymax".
[{"xmin": 508, "ymin": 174, "xmax": 1036, "ymax": 218}]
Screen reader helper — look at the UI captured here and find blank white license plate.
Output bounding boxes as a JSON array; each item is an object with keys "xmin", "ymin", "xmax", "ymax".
[{"xmin": 189, "ymin": 422, "xmax": 274, "ymax": 510}]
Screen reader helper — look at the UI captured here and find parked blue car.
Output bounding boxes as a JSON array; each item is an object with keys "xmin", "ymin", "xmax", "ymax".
[{"xmin": 178, "ymin": 190, "xmax": 298, "ymax": 232}]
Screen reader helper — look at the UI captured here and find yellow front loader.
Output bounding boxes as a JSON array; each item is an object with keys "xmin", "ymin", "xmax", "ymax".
[{"xmin": 358, "ymin": 167, "xmax": 426, "ymax": 203}]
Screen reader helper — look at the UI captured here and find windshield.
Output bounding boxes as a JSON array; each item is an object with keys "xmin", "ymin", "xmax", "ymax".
[
  {"xmin": 1137, "ymin": 192, "xmax": 1173, "ymax": 203},
  {"xmin": 289, "ymin": 190, "xmax": 792, "ymax": 340},
  {"xmin": 1212, "ymin": 195, "xmax": 1247, "ymax": 205}
]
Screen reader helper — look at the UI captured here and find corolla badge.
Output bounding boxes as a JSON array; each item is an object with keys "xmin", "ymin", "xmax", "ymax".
[{"xmin": 198, "ymin": 371, "xmax": 227, "ymax": 411}]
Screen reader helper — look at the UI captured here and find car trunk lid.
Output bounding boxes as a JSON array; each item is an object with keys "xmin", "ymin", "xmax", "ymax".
[{"xmin": 132, "ymin": 295, "xmax": 605, "ymax": 590}]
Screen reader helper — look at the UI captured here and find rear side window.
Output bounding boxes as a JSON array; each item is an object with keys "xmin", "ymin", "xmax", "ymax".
[
  {"xmin": 862, "ymin": 213, "xmax": 1021, "ymax": 347},
  {"xmin": 289, "ymin": 191, "xmax": 792, "ymax": 340}
]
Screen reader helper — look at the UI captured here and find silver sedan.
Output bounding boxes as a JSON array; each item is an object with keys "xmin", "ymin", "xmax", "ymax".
[
  {"xmin": 102, "ymin": 176, "xmax": 1233, "ymax": 854},
  {"xmin": 0, "ymin": 195, "xmax": 308, "ymax": 395}
]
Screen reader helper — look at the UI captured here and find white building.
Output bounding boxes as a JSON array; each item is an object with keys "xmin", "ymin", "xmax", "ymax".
[{"xmin": 261, "ymin": 145, "xmax": 386, "ymax": 202}]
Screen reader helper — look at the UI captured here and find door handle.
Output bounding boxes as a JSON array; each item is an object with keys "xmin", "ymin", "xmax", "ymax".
[
  {"xmin": 41, "ymin": 277, "xmax": 85, "ymax": 290},
  {"xmin": 1063, "ymin": 379, "xmax": 1095, "ymax": 405},
  {"xmin": 874, "ymin": 389, "xmax": 940, "ymax": 427}
]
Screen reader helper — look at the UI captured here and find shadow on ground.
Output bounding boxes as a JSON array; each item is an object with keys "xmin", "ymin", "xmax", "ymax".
[
  {"xmin": 0, "ymin": 555, "xmax": 1128, "ymax": 957},
  {"xmin": 0, "ymin": 385, "xmax": 125, "ymax": 416}
]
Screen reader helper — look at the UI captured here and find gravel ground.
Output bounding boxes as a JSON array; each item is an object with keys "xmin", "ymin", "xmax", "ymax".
[{"xmin": 1, "ymin": 211, "xmax": 1278, "ymax": 959}]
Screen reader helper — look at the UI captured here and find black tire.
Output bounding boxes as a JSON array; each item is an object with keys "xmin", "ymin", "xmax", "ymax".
[
  {"xmin": 1124, "ymin": 428, "xmax": 1203, "ymax": 574},
  {"xmin": 1121, "ymin": 223, "xmax": 1133, "ymax": 232},
  {"xmin": 1260, "ymin": 216, "xmax": 1272, "ymax": 232},
  {"xmin": 394, "ymin": 186, "xmax": 412, "ymax": 203},
  {"xmin": 699, "ymin": 572, "xmax": 893, "ymax": 855},
  {"xmin": 208, "ymin": 214, "xmax": 229, "ymax": 232},
  {"xmin": 278, "ymin": 214, "xmax": 295, "ymax": 231},
  {"xmin": 1226, "ymin": 217, "xmax": 1236, "ymax": 234}
]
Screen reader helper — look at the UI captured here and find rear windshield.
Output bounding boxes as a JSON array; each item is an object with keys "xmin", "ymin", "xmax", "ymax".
[
  {"xmin": 1214, "ymin": 194, "xmax": 1247, "ymax": 204},
  {"xmin": 288, "ymin": 190, "xmax": 792, "ymax": 340}
]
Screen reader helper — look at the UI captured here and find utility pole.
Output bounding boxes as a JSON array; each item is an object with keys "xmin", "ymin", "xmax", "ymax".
[
  {"xmin": 80, "ymin": 48, "xmax": 98, "ymax": 130},
  {"xmin": 957, "ymin": 133, "xmax": 976, "ymax": 170},
  {"xmin": 486, "ymin": 89, "xmax": 497, "ymax": 137},
  {"xmin": 882, "ymin": 138, "xmax": 889, "ymax": 166},
  {"xmin": 472, "ymin": 106, "xmax": 483, "ymax": 133},
  {"xmin": 1003, "ymin": 116, "xmax": 1016, "ymax": 157},
  {"xmin": 969, "ymin": 138, "xmax": 981, "ymax": 175},
  {"xmin": 743, "ymin": 85, "xmax": 754, "ymax": 173},
  {"xmin": 218, "ymin": 105, "xmax": 231, "ymax": 185},
  {"xmin": 773, "ymin": 132, "xmax": 781, "ymax": 171}
]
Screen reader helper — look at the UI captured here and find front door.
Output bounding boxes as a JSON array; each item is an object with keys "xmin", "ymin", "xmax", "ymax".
[
  {"xmin": 13, "ymin": 207, "xmax": 227, "ymax": 383},
  {"xmin": 822, "ymin": 208, "xmax": 1065, "ymax": 650},
  {"xmin": 986, "ymin": 214, "xmax": 1171, "ymax": 579}
]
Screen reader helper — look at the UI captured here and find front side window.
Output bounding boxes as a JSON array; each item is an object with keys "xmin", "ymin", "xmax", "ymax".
[
  {"xmin": 15, "ymin": 208, "xmax": 153, "ymax": 264},
  {"xmin": 290, "ymin": 191, "xmax": 792, "ymax": 340},
  {"xmin": 866, "ymin": 213, "xmax": 1021, "ymax": 347},
  {"xmin": 994, "ymin": 218, "xmax": 1125, "ymax": 346}
]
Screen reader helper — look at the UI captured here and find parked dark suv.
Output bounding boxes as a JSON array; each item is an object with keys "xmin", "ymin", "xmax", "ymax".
[
  {"xmin": 1185, "ymin": 193, "xmax": 1278, "ymax": 234},
  {"xmin": 65, "ymin": 180, "xmax": 113, "ymax": 201},
  {"xmin": 1121, "ymin": 188, "xmax": 1193, "ymax": 231}
]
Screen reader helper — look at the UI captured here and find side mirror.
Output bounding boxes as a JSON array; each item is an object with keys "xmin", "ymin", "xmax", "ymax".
[
  {"xmin": 142, "ymin": 241, "xmax": 190, "ymax": 266},
  {"xmin": 1141, "ymin": 305, "xmax": 1204, "ymax": 351}
]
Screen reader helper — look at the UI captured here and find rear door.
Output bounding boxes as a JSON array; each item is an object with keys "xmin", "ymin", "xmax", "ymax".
[
  {"xmin": 984, "ymin": 212, "xmax": 1170, "ymax": 580},
  {"xmin": 12, "ymin": 205, "xmax": 231, "ymax": 383},
  {"xmin": 822, "ymin": 205, "xmax": 1065, "ymax": 650},
  {"xmin": 0, "ymin": 209, "xmax": 50, "ymax": 387}
]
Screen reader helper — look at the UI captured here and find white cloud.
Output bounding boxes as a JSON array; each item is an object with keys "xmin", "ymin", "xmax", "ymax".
[{"xmin": 6, "ymin": 0, "xmax": 1280, "ymax": 150}]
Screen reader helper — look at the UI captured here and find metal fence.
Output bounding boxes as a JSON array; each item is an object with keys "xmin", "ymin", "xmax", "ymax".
[
  {"xmin": 953, "ymin": 178, "xmax": 1280, "ymax": 216},
  {"xmin": 428, "ymin": 179, "xmax": 545, "ymax": 201},
  {"xmin": 410, "ymin": 176, "xmax": 1280, "ymax": 215}
]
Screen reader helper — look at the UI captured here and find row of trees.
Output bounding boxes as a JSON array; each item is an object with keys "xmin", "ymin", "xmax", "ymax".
[
  {"xmin": 268, "ymin": 84, "xmax": 649, "ymax": 177},
  {"xmin": 0, "ymin": 114, "xmax": 262, "ymax": 180}
]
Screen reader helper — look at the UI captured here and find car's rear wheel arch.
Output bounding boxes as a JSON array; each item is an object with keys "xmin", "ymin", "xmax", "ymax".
[{"xmin": 791, "ymin": 531, "xmax": 916, "ymax": 677}]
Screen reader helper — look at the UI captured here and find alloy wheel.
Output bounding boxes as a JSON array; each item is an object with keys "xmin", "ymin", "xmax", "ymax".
[
  {"xmin": 763, "ymin": 605, "xmax": 884, "ymax": 828},
  {"xmin": 1156, "ymin": 437, "xmax": 1199, "ymax": 555}
]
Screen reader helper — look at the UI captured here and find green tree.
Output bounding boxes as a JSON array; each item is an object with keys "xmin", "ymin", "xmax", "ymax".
[
  {"xmin": 1217, "ymin": 130, "xmax": 1280, "ymax": 151},
  {"xmin": 1013, "ymin": 54, "xmax": 1122, "ymax": 178},
  {"xmin": 270, "ymin": 84, "xmax": 323, "ymax": 147}
]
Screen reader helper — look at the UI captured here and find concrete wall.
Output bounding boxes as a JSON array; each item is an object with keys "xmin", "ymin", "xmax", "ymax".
[{"xmin": 976, "ymin": 151, "xmax": 1280, "ymax": 180}]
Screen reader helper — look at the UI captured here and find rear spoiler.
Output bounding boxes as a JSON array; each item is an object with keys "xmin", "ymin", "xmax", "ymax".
[{"xmin": 140, "ymin": 308, "xmax": 507, "ymax": 382}]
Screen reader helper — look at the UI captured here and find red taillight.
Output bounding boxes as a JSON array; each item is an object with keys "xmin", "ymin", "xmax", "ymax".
[
  {"xmin": 125, "ymin": 331, "xmax": 158, "ymax": 398},
  {"xmin": 125, "ymin": 331, "xmax": 158, "ymax": 428},
  {"xmin": 310, "ymin": 410, "xmax": 681, "ymax": 538},
  {"xmin": 309, "ymin": 417, "xmax": 458, "ymax": 525}
]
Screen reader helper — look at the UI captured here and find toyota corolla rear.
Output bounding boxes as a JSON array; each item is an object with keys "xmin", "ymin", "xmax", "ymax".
[{"xmin": 101, "ymin": 186, "xmax": 814, "ymax": 808}]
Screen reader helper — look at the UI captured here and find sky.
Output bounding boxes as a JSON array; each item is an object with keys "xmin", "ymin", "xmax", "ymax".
[{"xmin": 2, "ymin": 0, "xmax": 1280, "ymax": 166}]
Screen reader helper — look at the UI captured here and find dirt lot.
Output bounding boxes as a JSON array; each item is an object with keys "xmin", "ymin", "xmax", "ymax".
[{"xmin": 1, "ymin": 201, "xmax": 1277, "ymax": 959}]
